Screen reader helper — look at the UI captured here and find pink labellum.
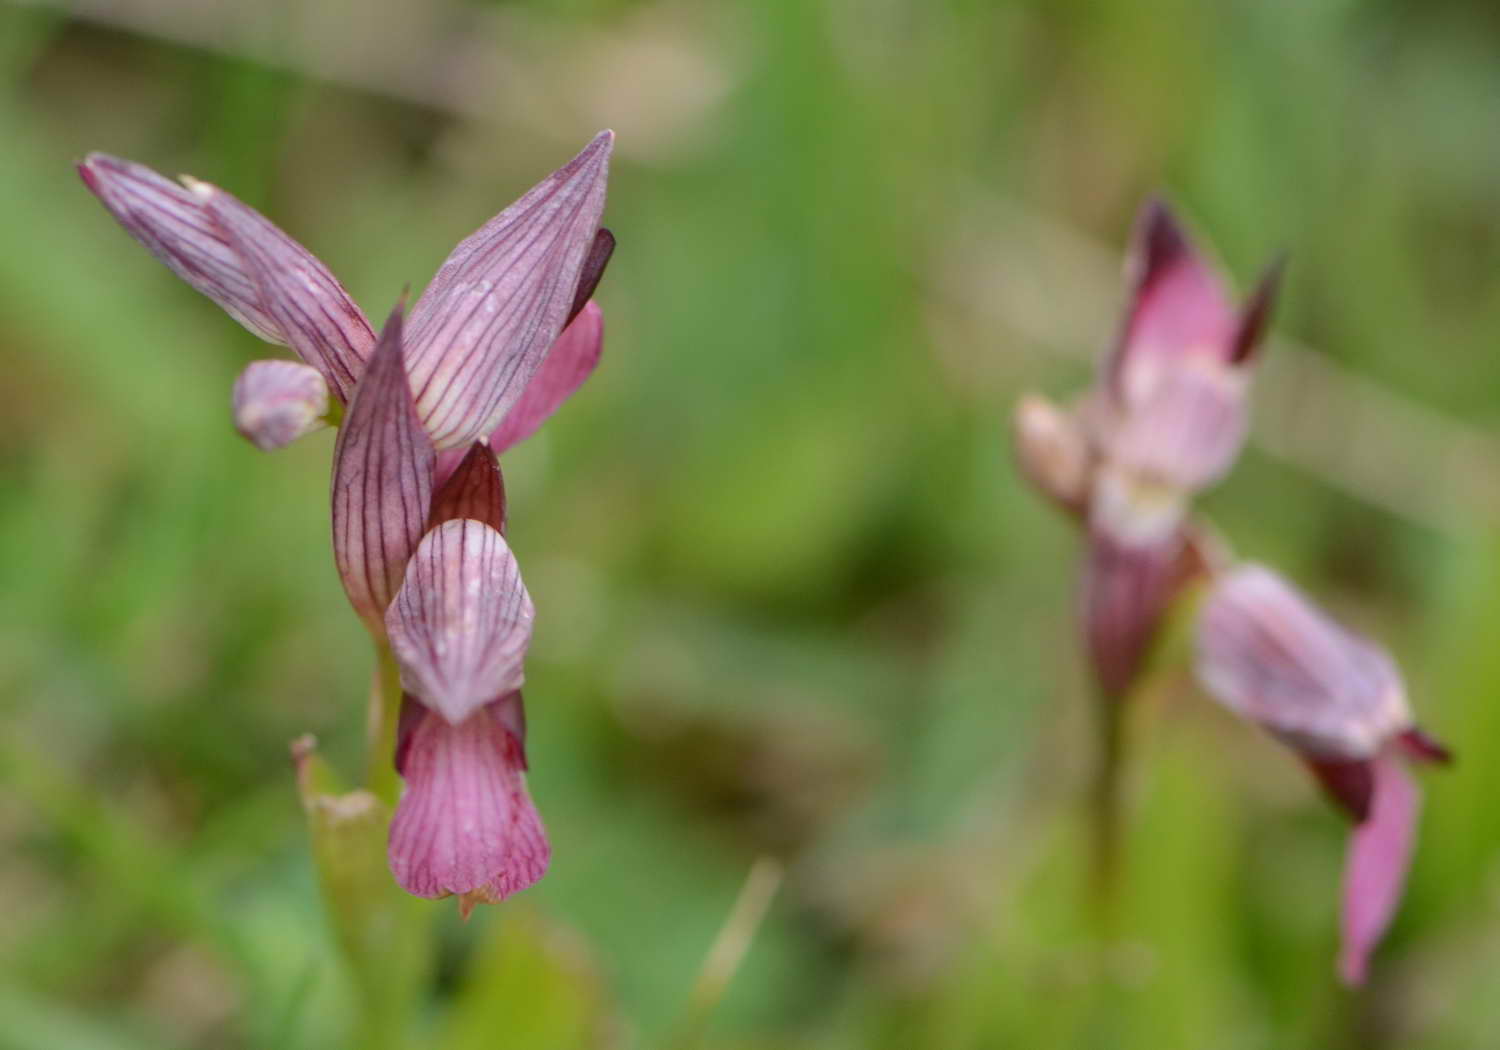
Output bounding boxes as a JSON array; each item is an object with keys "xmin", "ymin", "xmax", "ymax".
[
  {"xmin": 1338, "ymin": 754, "xmax": 1420, "ymax": 986},
  {"xmin": 232, "ymin": 359, "xmax": 330, "ymax": 451},
  {"xmin": 1195, "ymin": 565, "xmax": 1411, "ymax": 759},
  {"xmin": 406, "ymin": 132, "xmax": 613, "ymax": 451},
  {"xmin": 388, "ymin": 697, "xmax": 549, "ymax": 907},
  {"xmin": 489, "ymin": 300, "xmax": 605, "ymax": 455},
  {"xmin": 427, "ymin": 441, "xmax": 507, "ymax": 533},
  {"xmin": 203, "ymin": 185, "xmax": 374, "ymax": 401},
  {"xmin": 330, "ymin": 304, "xmax": 436, "ymax": 637},
  {"xmin": 385, "ymin": 519, "xmax": 533, "ymax": 726}
]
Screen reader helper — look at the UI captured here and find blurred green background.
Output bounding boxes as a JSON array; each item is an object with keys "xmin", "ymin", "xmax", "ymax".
[{"xmin": 3, "ymin": 0, "xmax": 1500, "ymax": 1047}]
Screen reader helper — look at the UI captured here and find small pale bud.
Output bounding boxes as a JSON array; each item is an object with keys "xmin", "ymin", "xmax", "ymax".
[
  {"xmin": 232, "ymin": 360, "xmax": 331, "ymax": 451},
  {"xmin": 1013, "ymin": 394, "xmax": 1091, "ymax": 515}
]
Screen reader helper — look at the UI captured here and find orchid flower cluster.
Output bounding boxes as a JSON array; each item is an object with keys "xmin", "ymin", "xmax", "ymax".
[
  {"xmin": 80, "ymin": 132, "xmax": 614, "ymax": 914},
  {"xmin": 1014, "ymin": 201, "xmax": 1450, "ymax": 984}
]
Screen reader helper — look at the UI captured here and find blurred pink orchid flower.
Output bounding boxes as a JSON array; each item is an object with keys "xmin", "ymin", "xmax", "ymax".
[
  {"xmin": 1196, "ymin": 564, "xmax": 1450, "ymax": 985},
  {"xmin": 1015, "ymin": 199, "xmax": 1280, "ymax": 697}
]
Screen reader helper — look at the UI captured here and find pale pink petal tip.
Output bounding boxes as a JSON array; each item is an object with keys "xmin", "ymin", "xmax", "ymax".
[
  {"xmin": 489, "ymin": 300, "xmax": 605, "ymax": 455},
  {"xmin": 405, "ymin": 132, "xmax": 613, "ymax": 451},
  {"xmin": 385, "ymin": 519, "xmax": 534, "ymax": 725},
  {"xmin": 232, "ymin": 359, "xmax": 330, "ymax": 451},
  {"xmin": 1013, "ymin": 394, "xmax": 1090, "ymax": 516},
  {"xmin": 1338, "ymin": 755, "xmax": 1420, "ymax": 986},
  {"xmin": 389, "ymin": 700, "xmax": 550, "ymax": 905},
  {"xmin": 330, "ymin": 303, "xmax": 436, "ymax": 635}
]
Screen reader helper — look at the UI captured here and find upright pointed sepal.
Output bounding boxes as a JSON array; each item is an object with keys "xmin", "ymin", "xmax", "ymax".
[
  {"xmin": 388, "ymin": 698, "xmax": 549, "ymax": 908},
  {"xmin": 1339, "ymin": 755, "xmax": 1420, "ymax": 986},
  {"xmin": 232, "ymin": 359, "xmax": 331, "ymax": 451},
  {"xmin": 385, "ymin": 520, "xmax": 533, "ymax": 725},
  {"xmin": 331, "ymin": 303, "xmax": 436, "ymax": 637},
  {"xmin": 405, "ymin": 131, "xmax": 613, "ymax": 450},
  {"xmin": 567, "ymin": 228, "xmax": 615, "ymax": 327}
]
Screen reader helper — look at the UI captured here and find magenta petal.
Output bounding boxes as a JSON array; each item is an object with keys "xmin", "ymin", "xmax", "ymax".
[
  {"xmin": 428, "ymin": 441, "xmax": 507, "ymax": 533},
  {"xmin": 231, "ymin": 359, "xmax": 330, "ymax": 451},
  {"xmin": 1338, "ymin": 755, "xmax": 1420, "ymax": 986},
  {"xmin": 1108, "ymin": 199, "xmax": 1238, "ymax": 396},
  {"xmin": 489, "ymin": 300, "xmax": 605, "ymax": 455},
  {"xmin": 406, "ymin": 132, "xmax": 613, "ymax": 451},
  {"xmin": 1195, "ymin": 565, "xmax": 1411, "ymax": 759},
  {"xmin": 203, "ymin": 186, "xmax": 374, "ymax": 401},
  {"xmin": 79, "ymin": 154, "xmax": 284, "ymax": 343},
  {"xmin": 331, "ymin": 304, "xmax": 436, "ymax": 636},
  {"xmin": 385, "ymin": 520, "xmax": 533, "ymax": 725},
  {"xmin": 388, "ymin": 700, "xmax": 549, "ymax": 904}
]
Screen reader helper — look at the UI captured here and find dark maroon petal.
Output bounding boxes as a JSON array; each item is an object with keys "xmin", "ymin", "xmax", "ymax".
[
  {"xmin": 388, "ymin": 699, "xmax": 549, "ymax": 906},
  {"xmin": 384, "ymin": 520, "xmax": 533, "ymax": 725},
  {"xmin": 405, "ymin": 131, "xmax": 613, "ymax": 450},
  {"xmin": 566, "ymin": 227, "xmax": 615, "ymax": 327},
  {"xmin": 488, "ymin": 300, "xmax": 604, "ymax": 455},
  {"xmin": 205, "ymin": 186, "xmax": 375, "ymax": 401},
  {"xmin": 1339, "ymin": 754, "xmax": 1420, "ymax": 986},
  {"xmin": 1195, "ymin": 565, "xmax": 1411, "ymax": 759},
  {"xmin": 79, "ymin": 153, "xmax": 283, "ymax": 342},
  {"xmin": 1306, "ymin": 756, "xmax": 1375, "ymax": 823},
  {"xmin": 330, "ymin": 304, "xmax": 436, "ymax": 636},
  {"xmin": 231, "ymin": 359, "xmax": 330, "ymax": 451},
  {"xmin": 1229, "ymin": 257, "xmax": 1285, "ymax": 365},
  {"xmin": 1396, "ymin": 727, "xmax": 1453, "ymax": 765},
  {"xmin": 427, "ymin": 441, "xmax": 507, "ymax": 533}
]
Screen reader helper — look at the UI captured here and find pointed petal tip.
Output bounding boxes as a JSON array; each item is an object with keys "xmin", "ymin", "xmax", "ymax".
[
  {"xmin": 1398, "ymin": 727, "xmax": 1453, "ymax": 766},
  {"xmin": 1230, "ymin": 255, "xmax": 1287, "ymax": 364},
  {"xmin": 1135, "ymin": 196, "xmax": 1191, "ymax": 271}
]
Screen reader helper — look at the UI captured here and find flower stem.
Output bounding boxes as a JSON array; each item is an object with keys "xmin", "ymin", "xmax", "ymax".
[
  {"xmin": 365, "ymin": 642, "xmax": 404, "ymax": 807},
  {"xmin": 1090, "ymin": 691, "xmax": 1125, "ymax": 937}
]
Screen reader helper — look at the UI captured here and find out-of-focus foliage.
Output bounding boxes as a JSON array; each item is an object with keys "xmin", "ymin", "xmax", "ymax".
[{"xmin": 1, "ymin": 0, "xmax": 1499, "ymax": 1047}]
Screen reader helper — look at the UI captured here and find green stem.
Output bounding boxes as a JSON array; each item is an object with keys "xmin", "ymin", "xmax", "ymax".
[
  {"xmin": 1090, "ymin": 692, "xmax": 1125, "ymax": 938},
  {"xmin": 365, "ymin": 642, "xmax": 404, "ymax": 807}
]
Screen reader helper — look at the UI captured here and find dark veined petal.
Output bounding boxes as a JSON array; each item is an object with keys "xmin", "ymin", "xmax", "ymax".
[
  {"xmin": 79, "ymin": 153, "xmax": 283, "ymax": 342},
  {"xmin": 405, "ymin": 132, "xmax": 613, "ymax": 450},
  {"xmin": 232, "ymin": 359, "xmax": 330, "ymax": 451},
  {"xmin": 489, "ymin": 300, "xmax": 605, "ymax": 455},
  {"xmin": 427, "ymin": 441, "xmax": 507, "ymax": 533},
  {"xmin": 567, "ymin": 228, "xmax": 615, "ymax": 326},
  {"xmin": 331, "ymin": 304, "xmax": 436, "ymax": 637},
  {"xmin": 1338, "ymin": 754, "xmax": 1420, "ymax": 986},
  {"xmin": 385, "ymin": 519, "xmax": 533, "ymax": 726},
  {"xmin": 1194, "ymin": 565, "xmax": 1412, "ymax": 760},
  {"xmin": 202, "ymin": 183, "xmax": 374, "ymax": 401},
  {"xmin": 388, "ymin": 697, "xmax": 549, "ymax": 909}
]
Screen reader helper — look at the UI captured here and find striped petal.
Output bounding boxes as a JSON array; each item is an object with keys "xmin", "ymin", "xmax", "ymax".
[
  {"xmin": 1338, "ymin": 754, "xmax": 1420, "ymax": 986},
  {"xmin": 202, "ymin": 183, "xmax": 374, "ymax": 400},
  {"xmin": 232, "ymin": 359, "xmax": 330, "ymax": 451},
  {"xmin": 331, "ymin": 305, "xmax": 436, "ymax": 636},
  {"xmin": 388, "ymin": 696, "xmax": 548, "ymax": 908},
  {"xmin": 1195, "ymin": 565, "xmax": 1411, "ymax": 760},
  {"xmin": 489, "ymin": 300, "xmax": 605, "ymax": 455},
  {"xmin": 79, "ymin": 155, "xmax": 373, "ymax": 398},
  {"xmin": 405, "ymin": 132, "xmax": 613, "ymax": 450},
  {"xmin": 385, "ymin": 519, "xmax": 533, "ymax": 725}
]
